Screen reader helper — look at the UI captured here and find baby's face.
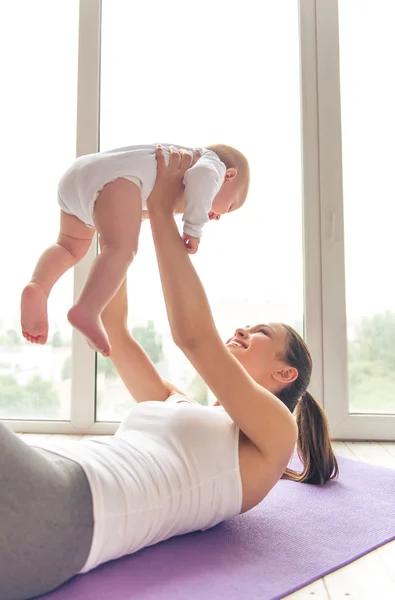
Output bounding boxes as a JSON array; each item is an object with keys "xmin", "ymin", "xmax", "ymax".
[{"xmin": 209, "ymin": 184, "xmax": 240, "ymax": 221}]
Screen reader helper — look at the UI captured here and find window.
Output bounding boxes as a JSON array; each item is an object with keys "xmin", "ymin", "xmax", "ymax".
[
  {"xmin": 0, "ymin": 1, "xmax": 79, "ymax": 420},
  {"xmin": 97, "ymin": 0, "xmax": 303, "ymax": 419},
  {"xmin": 339, "ymin": 0, "xmax": 395, "ymax": 414}
]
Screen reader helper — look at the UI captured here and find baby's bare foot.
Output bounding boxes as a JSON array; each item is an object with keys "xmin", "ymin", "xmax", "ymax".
[
  {"xmin": 68, "ymin": 304, "xmax": 111, "ymax": 357},
  {"xmin": 21, "ymin": 283, "xmax": 49, "ymax": 344}
]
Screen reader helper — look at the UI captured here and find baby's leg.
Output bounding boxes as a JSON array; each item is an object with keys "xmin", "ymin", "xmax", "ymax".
[
  {"xmin": 67, "ymin": 178, "xmax": 142, "ymax": 356},
  {"xmin": 21, "ymin": 211, "xmax": 94, "ymax": 344}
]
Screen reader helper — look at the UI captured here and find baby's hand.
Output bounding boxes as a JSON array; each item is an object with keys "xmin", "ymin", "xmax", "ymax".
[{"xmin": 182, "ymin": 233, "xmax": 200, "ymax": 255}]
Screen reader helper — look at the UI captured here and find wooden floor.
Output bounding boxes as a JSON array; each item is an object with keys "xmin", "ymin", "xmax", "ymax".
[{"xmin": 19, "ymin": 436, "xmax": 395, "ymax": 600}]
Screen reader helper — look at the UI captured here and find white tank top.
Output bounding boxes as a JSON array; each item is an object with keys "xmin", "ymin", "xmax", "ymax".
[{"xmin": 37, "ymin": 395, "xmax": 242, "ymax": 573}]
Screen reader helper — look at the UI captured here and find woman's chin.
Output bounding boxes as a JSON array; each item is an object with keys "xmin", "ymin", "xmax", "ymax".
[{"xmin": 226, "ymin": 343, "xmax": 243, "ymax": 355}]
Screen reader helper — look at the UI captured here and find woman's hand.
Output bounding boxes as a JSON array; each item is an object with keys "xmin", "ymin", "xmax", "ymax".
[{"xmin": 147, "ymin": 145, "xmax": 200, "ymax": 216}]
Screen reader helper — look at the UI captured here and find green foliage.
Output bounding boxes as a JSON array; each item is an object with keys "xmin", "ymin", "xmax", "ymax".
[
  {"xmin": 0, "ymin": 329, "xmax": 22, "ymax": 347},
  {"xmin": 187, "ymin": 373, "xmax": 209, "ymax": 406},
  {"xmin": 51, "ymin": 331, "xmax": 64, "ymax": 348},
  {"xmin": 94, "ymin": 321, "xmax": 164, "ymax": 380},
  {"xmin": 62, "ymin": 355, "xmax": 72, "ymax": 380},
  {"xmin": 2, "ymin": 312, "xmax": 394, "ymax": 416},
  {"xmin": 348, "ymin": 311, "xmax": 395, "ymax": 413},
  {"xmin": 0, "ymin": 374, "xmax": 60, "ymax": 418},
  {"xmin": 131, "ymin": 321, "xmax": 164, "ymax": 365},
  {"xmin": 350, "ymin": 311, "xmax": 395, "ymax": 370},
  {"xmin": 0, "ymin": 375, "xmax": 21, "ymax": 404},
  {"xmin": 97, "ymin": 354, "xmax": 118, "ymax": 378},
  {"xmin": 62, "ymin": 354, "xmax": 118, "ymax": 380},
  {"xmin": 7, "ymin": 329, "xmax": 21, "ymax": 345},
  {"xmin": 25, "ymin": 376, "xmax": 58, "ymax": 409},
  {"xmin": 60, "ymin": 322, "xmax": 164, "ymax": 380}
]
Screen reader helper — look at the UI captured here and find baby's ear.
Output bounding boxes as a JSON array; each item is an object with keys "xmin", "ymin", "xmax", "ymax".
[{"xmin": 225, "ymin": 168, "xmax": 238, "ymax": 181}]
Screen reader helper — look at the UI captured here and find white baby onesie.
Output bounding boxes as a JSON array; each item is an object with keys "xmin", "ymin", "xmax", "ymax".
[{"xmin": 57, "ymin": 144, "xmax": 226, "ymax": 238}]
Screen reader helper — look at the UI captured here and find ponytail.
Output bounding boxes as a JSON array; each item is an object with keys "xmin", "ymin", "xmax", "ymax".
[{"xmin": 282, "ymin": 392, "xmax": 339, "ymax": 485}]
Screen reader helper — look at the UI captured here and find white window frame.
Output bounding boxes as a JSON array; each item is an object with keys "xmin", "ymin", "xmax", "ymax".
[
  {"xmin": 7, "ymin": 0, "xmax": 115, "ymax": 435},
  {"xmin": 315, "ymin": 0, "xmax": 395, "ymax": 440},
  {"xmin": 8, "ymin": 0, "xmax": 324, "ymax": 435},
  {"xmin": 299, "ymin": 0, "xmax": 324, "ymax": 408},
  {"xmin": 7, "ymin": 0, "xmax": 394, "ymax": 439}
]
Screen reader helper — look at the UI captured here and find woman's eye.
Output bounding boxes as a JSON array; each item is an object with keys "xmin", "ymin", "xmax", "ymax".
[{"xmin": 259, "ymin": 329, "xmax": 268, "ymax": 335}]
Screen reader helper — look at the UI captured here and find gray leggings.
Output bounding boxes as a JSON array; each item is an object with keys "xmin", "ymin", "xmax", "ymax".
[{"xmin": 0, "ymin": 422, "xmax": 94, "ymax": 600}]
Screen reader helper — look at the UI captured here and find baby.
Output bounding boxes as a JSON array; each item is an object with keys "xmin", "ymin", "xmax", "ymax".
[{"xmin": 20, "ymin": 143, "xmax": 250, "ymax": 356}]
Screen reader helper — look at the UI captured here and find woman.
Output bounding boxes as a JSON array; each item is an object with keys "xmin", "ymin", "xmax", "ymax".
[{"xmin": 0, "ymin": 148, "xmax": 338, "ymax": 600}]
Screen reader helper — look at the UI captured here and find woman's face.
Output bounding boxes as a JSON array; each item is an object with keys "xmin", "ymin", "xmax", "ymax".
[{"xmin": 224, "ymin": 323, "xmax": 298, "ymax": 393}]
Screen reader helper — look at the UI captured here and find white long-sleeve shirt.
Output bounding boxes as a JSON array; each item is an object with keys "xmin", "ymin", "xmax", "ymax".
[{"xmin": 57, "ymin": 144, "xmax": 227, "ymax": 238}]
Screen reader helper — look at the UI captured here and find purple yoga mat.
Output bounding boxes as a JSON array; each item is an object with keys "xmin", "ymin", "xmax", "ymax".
[{"xmin": 40, "ymin": 456, "xmax": 395, "ymax": 600}]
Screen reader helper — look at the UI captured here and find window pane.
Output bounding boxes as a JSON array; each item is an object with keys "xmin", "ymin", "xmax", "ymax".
[
  {"xmin": 0, "ymin": 1, "xmax": 79, "ymax": 420},
  {"xmin": 339, "ymin": 0, "xmax": 395, "ymax": 414},
  {"xmin": 98, "ymin": 0, "xmax": 303, "ymax": 420}
]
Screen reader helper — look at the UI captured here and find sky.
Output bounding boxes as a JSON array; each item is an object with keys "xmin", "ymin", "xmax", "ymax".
[{"xmin": 0, "ymin": 0, "xmax": 394, "ymax": 346}]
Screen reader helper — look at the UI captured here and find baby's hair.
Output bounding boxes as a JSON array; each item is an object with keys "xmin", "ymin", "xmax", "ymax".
[{"xmin": 206, "ymin": 144, "xmax": 250, "ymax": 208}]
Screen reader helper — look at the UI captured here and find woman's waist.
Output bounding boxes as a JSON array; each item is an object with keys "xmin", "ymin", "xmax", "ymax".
[
  {"xmin": 74, "ymin": 436, "xmax": 242, "ymax": 524},
  {"xmin": 81, "ymin": 463, "xmax": 242, "ymax": 571}
]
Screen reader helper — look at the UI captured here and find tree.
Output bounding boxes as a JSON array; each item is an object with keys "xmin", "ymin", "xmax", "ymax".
[
  {"xmin": 61, "ymin": 322, "xmax": 163, "ymax": 381},
  {"xmin": 0, "ymin": 375, "xmax": 22, "ymax": 408},
  {"xmin": 51, "ymin": 331, "xmax": 64, "ymax": 348},
  {"xmin": 348, "ymin": 311, "xmax": 395, "ymax": 413},
  {"xmin": 62, "ymin": 354, "xmax": 118, "ymax": 380},
  {"xmin": 0, "ymin": 329, "xmax": 22, "ymax": 347},
  {"xmin": 62, "ymin": 355, "xmax": 72, "ymax": 380},
  {"xmin": 25, "ymin": 376, "xmax": 59, "ymax": 412},
  {"xmin": 7, "ymin": 329, "xmax": 21, "ymax": 346},
  {"xmin": 131, "ymin": 321, "xmax": 164, "ymax": 364},
  {"xmin": 0, "ymin": 374, "xmax": 60, "ymax": 418},
  {"xmin": 188, "ymin": 373, "xmax": 209, "ymax": 406},
  {"xmin": 97, "ymin": 354, "xmax": 117, "ymax": 378},
  {"xmin": 350, "ymin": 311, "xmax": 395, "ymax": 370}
]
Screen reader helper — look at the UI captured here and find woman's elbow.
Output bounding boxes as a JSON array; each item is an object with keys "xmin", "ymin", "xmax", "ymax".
[
  {"xmin": 172, "ymin": 330, "xmax": 193, "ymax": 351},
  {"xmin": 171, "ymin": 328, "xmax": 201, "ymax": 352}
]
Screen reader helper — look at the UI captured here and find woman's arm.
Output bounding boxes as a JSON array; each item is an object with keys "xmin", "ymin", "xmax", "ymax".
[
  {"xmin": 148, "ymin": 147, "xmax": 297, "ymax": 466},
  {"xmin": 101, "ymin": 278, "xmax": 184, "ymax": 402}
]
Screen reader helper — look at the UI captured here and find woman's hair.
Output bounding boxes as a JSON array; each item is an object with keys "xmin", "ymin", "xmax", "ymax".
[{"xmin": 277, "ymin": 324, "xmax": 339, "ymax": 485}]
